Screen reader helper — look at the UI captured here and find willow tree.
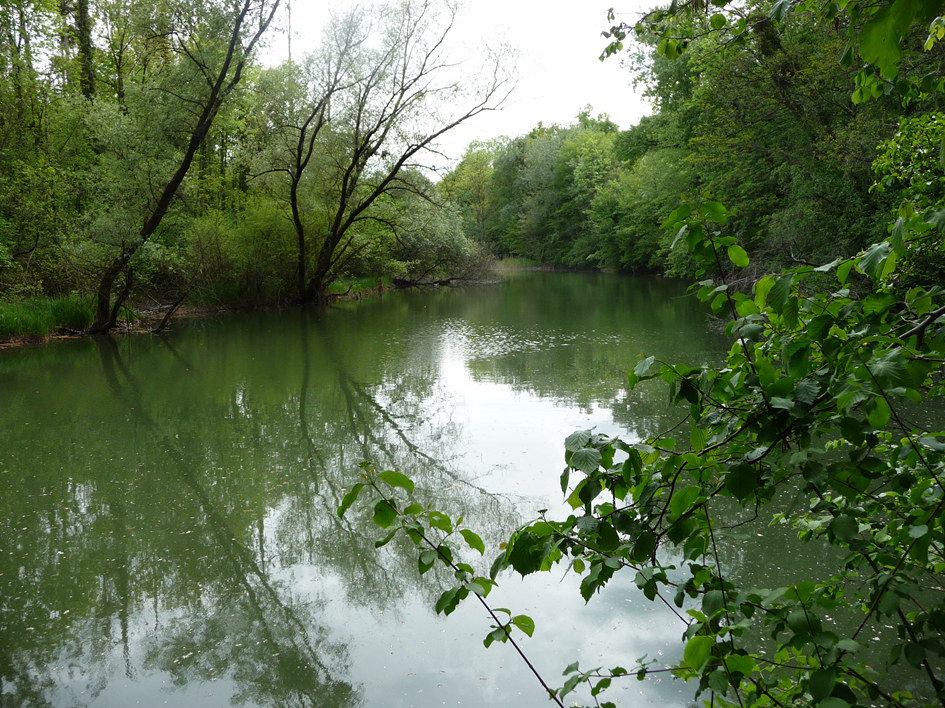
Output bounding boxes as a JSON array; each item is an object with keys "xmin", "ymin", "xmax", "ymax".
[
  {"xmin": 295, "ymin": 0, "xmax": 512, "ymax": 301},
  {"xmin": 88, "ymin": 0, "xmax": 280, "ymax": 332},
  {"xmin": 250, "ymin": 10, "xmax": 368, "ymax": 302}
]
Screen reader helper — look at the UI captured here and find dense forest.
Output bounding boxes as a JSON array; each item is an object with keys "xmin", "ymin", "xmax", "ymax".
[
  {"xmin": 1, "ymin": 0, "xmax": 944, "ymax": 332},
  {"xmin": 447, "ymin": 20, "xmax": 944, "ymax": 280},
  {"xmin": 0, "ymin": 0, "xmax": 507, "ymax": 335}
]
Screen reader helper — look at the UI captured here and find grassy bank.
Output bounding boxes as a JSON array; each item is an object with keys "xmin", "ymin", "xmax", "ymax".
[
  {"xmin": 0, "ymin": 295, "xmax": 93, "ymax": 339},
  {"xmin": 0, "ymin": 276, "xmax": 394, "ymax": 343}
]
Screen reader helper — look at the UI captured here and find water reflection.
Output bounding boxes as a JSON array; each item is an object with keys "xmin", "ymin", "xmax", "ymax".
[{"xmin": 0, "ymin": 273, "xmax": 729, "ymax": 707}]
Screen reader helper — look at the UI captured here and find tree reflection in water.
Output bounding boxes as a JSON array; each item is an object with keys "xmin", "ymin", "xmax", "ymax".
[{"xmin": 0, "ymin": 274, "xmax": 728, "ymax": 707}]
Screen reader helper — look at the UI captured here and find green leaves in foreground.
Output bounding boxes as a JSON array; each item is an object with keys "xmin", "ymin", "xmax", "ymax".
[
  {"xmin": 336, "ymin": 464, "xmax": 536, "ymax": 657},
  {"xmin": 345, "ymin": 196, "xmax": 945, "ymax": 708},
  {"xmin": 487, "ymin": 197, "xmax": 945, "ymax": 707}
]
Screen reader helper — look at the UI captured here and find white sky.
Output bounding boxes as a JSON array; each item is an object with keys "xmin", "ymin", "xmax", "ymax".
[{"xmin": 265, "ymin": 0, "xmax": 653, "ymax": 161}]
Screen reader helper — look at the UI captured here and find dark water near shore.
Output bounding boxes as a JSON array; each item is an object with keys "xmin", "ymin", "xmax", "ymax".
[{"xmin": 2, "ymin": 272, "xmax": 913, "ymax": 708}]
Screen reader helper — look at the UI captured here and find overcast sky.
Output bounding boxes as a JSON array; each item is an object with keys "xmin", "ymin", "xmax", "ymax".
[{"xmin": 264, "ymin": 0, "xmax": 653, "ymax": 161}]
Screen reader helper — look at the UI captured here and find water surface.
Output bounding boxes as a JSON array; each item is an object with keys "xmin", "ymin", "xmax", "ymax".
[{"xmin": 2, "ymin": 273, "xmax": 739, "ymax": 707}]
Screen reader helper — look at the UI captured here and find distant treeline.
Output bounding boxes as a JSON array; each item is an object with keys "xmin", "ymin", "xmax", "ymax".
[{"xmin": 443, "ymin": 11, "xmax": 945, "ymax": 282}]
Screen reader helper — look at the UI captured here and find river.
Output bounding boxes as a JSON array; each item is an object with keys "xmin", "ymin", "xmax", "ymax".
[{"xmin": 0, "ymin": 272, "xmax": 764, "ymax": 707}]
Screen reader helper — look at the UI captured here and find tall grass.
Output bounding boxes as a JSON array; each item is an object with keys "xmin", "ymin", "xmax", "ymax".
[{"xmin": 0, "ymin": 295, "xmax": 93, "ymax": 338}]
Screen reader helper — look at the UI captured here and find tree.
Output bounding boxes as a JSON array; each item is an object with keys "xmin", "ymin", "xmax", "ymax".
[
  {"xmin": 440, "ymin": 140, "xmax": 501, "ymax": 244},
  {"xmin": 297, "ymin": 0, "xmax": 512, "ymax": 301},
  {"xmin": 87, "ymin": 0, "xmax": 280, "ymax": 332},
  {"xmin": 250, "ymin": 10, "xmax": 367, "ymax": 302}
]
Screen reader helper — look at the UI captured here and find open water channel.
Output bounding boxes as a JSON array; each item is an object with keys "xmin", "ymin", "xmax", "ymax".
[{"xmin": 0, "ymin": 272, "xmax": 876, "ymax": 708}]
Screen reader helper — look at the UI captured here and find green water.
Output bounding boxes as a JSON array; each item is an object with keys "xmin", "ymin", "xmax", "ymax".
[{"xmin": 0, "ymin": 273, "xmax": 740, "ymax": 707}]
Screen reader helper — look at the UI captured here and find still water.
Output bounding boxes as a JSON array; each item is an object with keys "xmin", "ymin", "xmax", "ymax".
[{"xmin": 1, "ymin": 273, "xmax": 742, "ymax": 708}]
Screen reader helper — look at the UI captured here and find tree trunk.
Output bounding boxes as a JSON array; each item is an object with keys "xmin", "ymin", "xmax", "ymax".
[
  {"xmin": 291, "ymin": 178, "xmax": 307, "ymax": 302},
  {"xmin": 90, "ymin": 257, "xmax": 125, "ymax": 333},
  {"xmin": 76, "ymin": 0, "xmax": 95, "ymax": 99},
  {"xmin": 107, "ymin": 266, "xmax": 134, "ymax": 330},
  {"xmin": 87, "ymin": 0, "xmax": 281, "ymax": 332}
]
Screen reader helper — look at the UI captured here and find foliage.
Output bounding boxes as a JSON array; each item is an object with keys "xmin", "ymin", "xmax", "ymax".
[
  {"xmin": 874, "ymin": 113, "xmax": 945, "ymax": 210},
  {"xmin": 343, "ymin": 194, "xmax": 945, "ymax": 708}
]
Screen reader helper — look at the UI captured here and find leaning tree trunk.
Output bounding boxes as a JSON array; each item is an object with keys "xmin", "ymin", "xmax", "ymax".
[
  {"xmin": 87, "ymin": 0, "xmax": 280, "ymax": 333},
  {"xmin": 90, "ymin": 255, "xmax": 126, "ymax": 333}
]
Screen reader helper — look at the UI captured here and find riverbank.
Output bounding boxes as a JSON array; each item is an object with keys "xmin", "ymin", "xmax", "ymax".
[{"xmin": 0, "ymin": 274, "xmax": 485, "ymax": 348}]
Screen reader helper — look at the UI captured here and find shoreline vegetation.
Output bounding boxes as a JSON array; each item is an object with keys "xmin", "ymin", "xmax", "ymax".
[
  {"xmin": 0, "ymin": 256, "xmax": 615, "ymax": 348},
  {"xmin": 0, "ymin": 261, "xmax": 563, "ymax": 348},
  {"xmin": 0, "ymin": 277, "xmax": 386, "ymax": 348}
]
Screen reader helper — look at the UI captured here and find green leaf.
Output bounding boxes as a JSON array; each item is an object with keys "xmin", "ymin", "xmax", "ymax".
[
  {"xmin": 728, "ymin": 244, "xmax": 749, "ymax": 268},
  {"xmin": 904, "ymin": 642, "xmax": 927, "ymax": 669},
  {"xmin": 337, "ymin": 483, "xmax": 365, "ymax": 517},
  {"xmin": 708, "ymin": 669, "xmax": 729, "ymax": 694},
  {"xmin": 866, "ymin": 397, "xmax": 891, "ymax": 429},
  {"xmin": 629, "ymin": 356, "xmax": 659, "ymax": 387},
  {"xmin": 435, "ymin": 587, "xmax": 462, "ymax": 615},
  {"xmin": 597, "ymin": 520, "xmax": 620, "ymax": 551},
  {"xmin": 862, "ymin": 292, "xmax": 897, "ymax": 315},
  {"xmin": 428, "ymin": 511, "xmax": 453, "ymax": 534},
  {"xmin": 858, "ymin": 0, "xmax": 921, "ymax": 76},
  {"xmin": 565, "ymin": 430, "xmax": 592, "ymax": 452},
  {"xmin": 703, "ymin": 590, "xmax": 725, "ymax": 617},
  {"xmin": 878, "ymin": 591, "xmax": 900, "ymax": 615},
  {"xmin": 631, "ymin": 531, "xmax": 657, "ymax": 561},
  {"xmin": 770, "ymin": 0, "xmax": 792, "ymax": 21},
  {"xmin": 837, "ymin": 639, "xmax": 862, "ymax": 653},
  {"xmin": 830, "ymin": 514, "xmax": 858, "ymax": 543},
  {"xmin": 511, "ymin": 614, "xmax": 535, "ymax": 637},
  {"xmin": 690, "ymin": 425, "xmax": 708, "ymax": 451},
  {"xmin": 418, "ymin": 549, "xmax": 437, "ymax": 574},
  {"xmin": 810, "ymin": 669, "xmax": 837, "ymax": 702},
  {"xmin": 483, "ymin": 627, "xmax": 508, "ymax": 648},
  {"xmin": 724, "ymin": 464, "xmax": 757, "ymax": 501},
  {"xmin": 460, "ymin": 529, "xmax": 485, "ymax": 555},
  {"xmin": 919, "ymin": 436, "xmax": 945, "ymax": 451},
  {"xmin": 768, "ymin": 274, "xmax": 795, "ymax": 313},
  {"xmin": 858, "ymin": 241, "xmax": 891, "ymax": 280},
  {"xmin": 795, "ymin": 380, "xmax": 821, "ymax": 404},
  {"xmin": 754, "ymin": 275, "xmax": 776, "ymax": 308},
  {"xmin": 373, "ymin": 500, "xmax": 398, "ymax": 529},
  {"xmin": 570, "ymin": 447, "xmax": 602, "ymax": 473},
  {"xmin": 669, "ymin": 486, "xmax": 700, "ymax": 520},
  {"xmin": 837, "ymin": 260, "xmax": 854, "ymax": 285},
  {"xmin": 890, "ymin": 216, "xmax": 907, "ymax": 255},
  {"xmin": 871, "ymin": 348, "xmax": 914, "ymax": 389},
  {"xmin": 375, "ymin": 528, "xmax": 398, "ymax": 548},
  {"xmin": 726, "ymin": 654, "xmax": 755, "ymax": 675},
  {"xmin": 683, "ymin": 635, "xmax": 714, "ymax": 671},
  {"xmin": 710, "ymin": 12, "xmax": 727, "ymax": 28},
  {"xmin": 818, "ymin": 698, "xmax": 851, "ymax": 708},
  {"xmin": 377, "ymin": 470, "xmax": 415, "ymax": 493},
  {"xmin": 701, "ymin": 201, "xmax": 729, "ymax": 224}
]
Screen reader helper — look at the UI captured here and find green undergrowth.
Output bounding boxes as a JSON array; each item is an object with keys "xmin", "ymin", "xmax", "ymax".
[{"xmin": 0, "ymin": 295, "xmax": 93, "ymax": 338}]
